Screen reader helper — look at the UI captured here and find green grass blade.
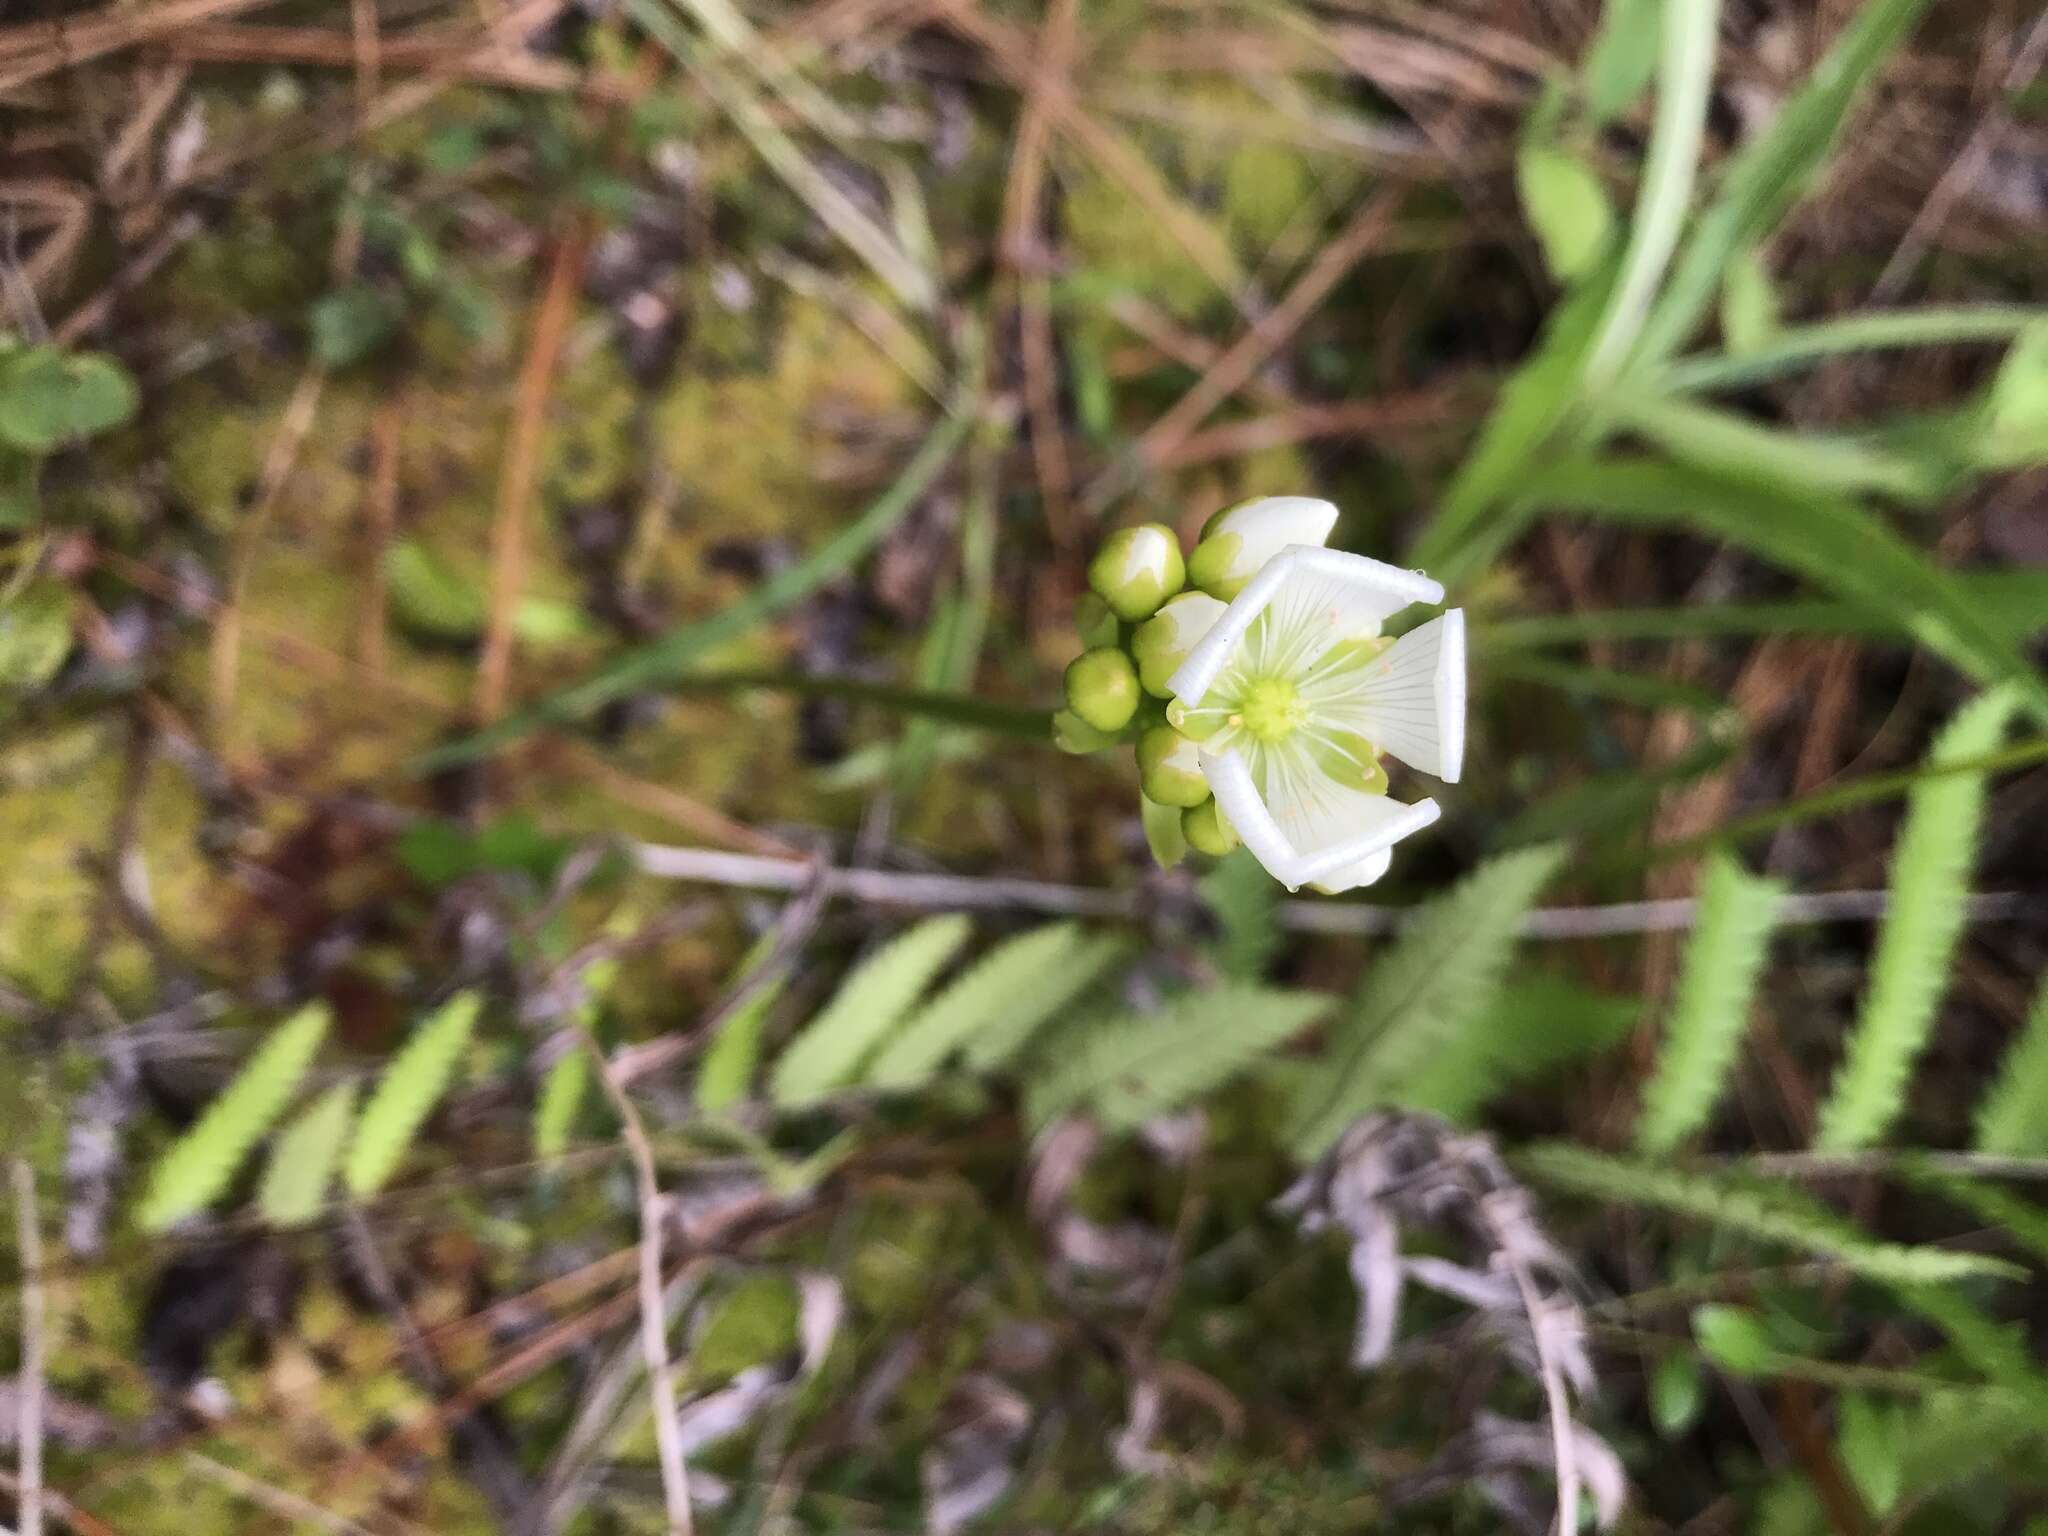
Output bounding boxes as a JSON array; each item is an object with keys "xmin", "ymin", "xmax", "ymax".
[
  {"xmin": 1524, "ymin": 456, "xmax": 2048, "ymax": 726},
  {"xmin": 138, "ymin": 1003, "xmax": 332, "ymax": 1231},
  {"xmin": 1487, "ymin": 652, "xmax": 1728, "ymax": 715},
  {"xmin": 1636, "ymin": 851, "xmax": 1785, "ymax": 1155},
  {"xmin": 1289, "ymin": 845, "xmax": 1567, "ymax": 1155},
  {"xmin": 1974, "ymin": 974, "xmax": 2048, "ymax": 1156},
  {"xmin": 417, "ymin": 399, "xmax": 976, "ymax": 771},
  {"xmin": 1611, "ymin": 393, "xmax": 1950, "ymax": 504},
  {"xmin": 257, "ymin": 1080, "xmax": 356, "ymax": 1228},
  {"xmin": 345, "ymin": 992, "xmax": 482, "ymax": 1196},
  {"xmin": 1816, "ymin": 688, "xmax": 2020, "ymax": 1151},
  {"xmin": 770, "ymin": 916, "xmax": 973, "ymax": 1104},
  {"xmin": 1632, "ymin": 0, "xmax": 1938, "ymax": 366},
  {"xmin": 867, "ymin": 924, "xmax": 1124, "ymax": 1087},
  {"xmin": 1661, "ymin": 305, "xmax": 2048, "ymax": 393},
  {"xmin": 1581, "ymin": 0, "xmax": 1722, "ymax": 386}
]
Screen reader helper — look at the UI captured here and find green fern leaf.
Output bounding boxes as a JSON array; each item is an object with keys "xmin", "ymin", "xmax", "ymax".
[
  {"xmin": 1200, "ymin": 851, "xmax": 1280, "ymax": 983},
  {"xmin": 1398, "ymin": 971, "xmax": 1637, "ymax": 1123},
  {"xmin": 867, "ymin": 925, "xmax": 1124, "ymax": 1087},
  {"xmin": 345, "ymin": 991, "xmax": 481, "ymax": 1196},
  {"xmin": 1289, "ymin": 844, "xmax": 1566, "ymax": 1155},
  {"xmin": 696, "ymin": 979, "xmax": 785, "ymax": 1112},
  {"xmin": 256, "ymin": 1080, "xmax": 356, "ymax": 1227},
  {"xmin": 532, "ymin": 1046, "xmax": 590, "ymax": 1159},
  {"xmin": 770, "ymin": 916, "xmax": 972, "ymax": 1104},
  {"xmin": 1520, "ymin": 1143, "xmax": 2020, "ymax": 1284},
  {"xmin": 1974, "ymin": 973, "xmax": 2048, "ymax": 1155},
  {"xmin": 1025, "ymin": 984, "xmax": 1330, "ymax": 1132},
  {"xmin": 1636, "ymin": 851, "xmax": 1785, "ymax": 1154},
  {"xmin": 138, "ymin": 1003, "xmax": 331, "ymax": 1231},
  {"xmin": 1816, "ymin": 687, "xmax": 2019, "ymax": 1150}
]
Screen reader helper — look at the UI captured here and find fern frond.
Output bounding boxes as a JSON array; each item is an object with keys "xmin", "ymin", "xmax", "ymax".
[
  {"xmin": 1520, "ymin": 1143, "xmax": 2020, "ymax": 1284},
  {"xmin": 1636, "ymin": 851, "xmax": 1785, "ymax": 1155},
  {"xmin": 1025, "ymin": 985, "xmax": 1330, "ymax": 1132},
  {"xmin": 1289, "ymin": 844, "xmax": 1566, "ymax": 1155},
  {"xmin": 867, "ymin": 925, "xmax": 1124, "ymax": 1087},
  {"xmin": 696, "ymin": 980, "xmax": 785, "ymax": 1113},
  {"xmin": 138, "ymin": 1002, "xmax": 331, "ymax": 1231},
  {"xmin": 1974, "ymin": 973, "xmax": 2048, "ymax": 1156},
  {"xmin": 1913, "ymin": 1172, "xmax": 2048, "ymax": 1269},
  {"xmin": 1816, "ymin": 687, "xmax": 2019, "ymax": 1150},
  {"xmin": 257, "ymin": 1080, "xmax": 356, "ymax": 1227},
  {"xmin": 1398, "ymin": 971, "xmax": 1637, "ymax": 1124},
  {"xmin": 345, "ymin": 991, "xmax": 481, "ymax": 1196},
  {"xmin": 532, "ymin": 1045, "xmax": 589, "ymax": 1159},
  {"xmin": 1200, "ymin": 851, "xmax": 1279, "ymax": 983},
  {"xmin": 770, "ymin": 916, "xmax": 972, "ymax": 1104}
]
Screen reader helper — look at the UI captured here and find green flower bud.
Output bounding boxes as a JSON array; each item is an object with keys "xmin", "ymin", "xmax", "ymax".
[
  {"xmin": 1063, "ymin": 647, "xmax": 1141, "ymax": 733},
  {"xmin": 1188, "ymin": 495, "xmax": 1338, "ymax": 600},
  {"xmin": 1182, "ymin": 797, "xmax": 1238, "ymax": 857},
  {"xmin": 1053, "ymin": 708, "xmax": 1119, "ymax": 754},
  {"xmin": 1130, "ymin": 591, "xmax": 1228, "ymax": 697},
  {"xmin": 1136, "ymin": 725, "xmax": 1210, "ymax": 809},
  {"xmin": 1074, "ymin": 592, "xmax": 1121, "ymax": 650},
  {"xmin": 1087, "ymin": 523, "xmax": 1185, "ymax": 622}
]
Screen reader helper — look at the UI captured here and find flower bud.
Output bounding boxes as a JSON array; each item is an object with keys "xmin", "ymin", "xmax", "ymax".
[
  {"xmin": 1129, "ymin": 591, "xmax": 1227, "ymax": 698},
  {"xmin": 1136, "ymin": 724, "xmax": 1211, "ymax": 808},
  {"xmin": 1182, "ymin": 797, "xmax": 1238, "ymax": 857},
  {"xmin": 1073, "ymin": 592, "xmax": 1120, "ymax": 650},
  {"xmin": 1063, "ymin": 647, "xmax": 1141, "ymax": 733},
  {"xmin": 1187, "ymin": 495, "xmax": 1338, "ymax": 601},
  {"xmin": 1087, "ymin": 523, "xmax": 1185, "ymax": 622},
  {"xmin": 1052, "ymin": 708, "xmax": 1118, "ymax": 754}
]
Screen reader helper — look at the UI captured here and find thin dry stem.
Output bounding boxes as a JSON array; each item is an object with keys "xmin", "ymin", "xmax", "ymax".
[{"xmin": 11, "ymin": 1160, "xmax": 43, "ymax": 1536}]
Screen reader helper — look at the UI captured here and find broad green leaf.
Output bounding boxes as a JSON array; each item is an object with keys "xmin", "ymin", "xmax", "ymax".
[
  {"xmin": 1200, "ymin": 850, "xmax": 1280, "ymax": 984},
  {"xmin": 1583, "ymin": 0, "xmax": 1664, "ymax": 123},
  {"xmin": 0, "ymin": 580, "xmax": 73, "ymax": 692},
  {"xmin": 1290, "ymin": 845, "xmax": 1567, "ymax": 1154},
  {"xmin": 1816, "ymin": 688, "xmax": 2018, "ymax": 1150},
  {"xmin": 1636, "ymin": 851, "xmax": 1785, "ymax": 1154},
  {"xmin": 1517, "ymin": 144, "xmax": 1613, "ymax": 281},
  {"xmin": 257, "ymin": 1080, "xmax": 356, "ymax": 1227},
  {"xmin": 770, "ymin": 916, "xmax": 972, "ymax": 1104},
  {"xmin": 139, "ymin": 1003, "xmax": 331, "ymax": 1230},
  {"xmin": 0, "ymin": 347, "xmax": 139, "ymax": 451},
  {"xmin": 345, "ymin": 992, "xmax": 482, "ymax": 1195},
  {"xmin": 310, "ymin": 284, "xmax": 403, "ymax": 369}
]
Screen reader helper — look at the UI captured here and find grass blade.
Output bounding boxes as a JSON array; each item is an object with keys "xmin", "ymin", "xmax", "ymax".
[
  {"xmin": 1816, "ymin": 688, "xmax": 2020, "ymax": 1150},
  {"xmin": 1636, "ymin": 851, "xmax": 1785, "ymax": 1155},
  {"xmin": 1661, "ymin": 305, "xmax": 2048, "ymax": 393}
]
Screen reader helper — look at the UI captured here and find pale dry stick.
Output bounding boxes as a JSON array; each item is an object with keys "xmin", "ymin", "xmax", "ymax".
[
  {"xmin": 10, "ymin": 1161, "xmax": 42, "ymax": 1536},
  {"xmin": 207, "ymin": 365, "xmax": 325, "ymax": 745},
  {"xmin": 1089, "ymin": 182, "xmax": 1407, "ymax": 508},
  {"xmin": 476, "ymin": 227, "xmax": 590, "ymax": 722},
  {"xmin": 99, "ymin": 63, "xmax": 191, "ymax": 198},
  {"xmin": 1870, "ymin": 9, "xmax": 2048, "ymax": 303},
  {"xmin": 627, "ymin": 840, "xmax": 2030, "ymax": 937},
  {"xmin": 0, "ymin": 1474, "xmax": 115, "ymax": 1536},
  {"xmin": 997, "ymin": 0, "xmax": 1079, "ymax": 550},
  {"xmin": 167, "ymin": 23, "xmax": 599, "ymax": 95},
  {"xmin": 577, "ymin": 1038, "xmax": 694, "ymax": 1535},
  {"xmin": 1490, "ymin": 1210, "xmax": 1577, "ymax": 1536}
]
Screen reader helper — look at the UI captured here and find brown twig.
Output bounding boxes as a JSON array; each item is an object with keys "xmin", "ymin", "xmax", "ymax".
[{"xmin": 476, "ymin": 227, "xmax": 590, "ymax": 723}]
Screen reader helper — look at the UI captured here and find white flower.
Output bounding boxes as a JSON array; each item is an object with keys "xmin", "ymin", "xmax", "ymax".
[{"xmin": 1163, "ymin": 530, "xmax": 1465, "ymax": 893}]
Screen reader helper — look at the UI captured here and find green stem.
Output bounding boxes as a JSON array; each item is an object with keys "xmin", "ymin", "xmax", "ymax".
[
  {"xmin": 1658, "ymin": 305, "xmax": 2048, "ymax": 393},
  {"xmin": 666, "ymin": 671, "xmax": 1052, "ymax": 736}
]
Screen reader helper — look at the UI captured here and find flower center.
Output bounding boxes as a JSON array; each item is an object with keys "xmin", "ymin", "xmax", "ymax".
[{"xmin": 1236, "ymin": 675, "xmax": 1306, "ymax": 743}]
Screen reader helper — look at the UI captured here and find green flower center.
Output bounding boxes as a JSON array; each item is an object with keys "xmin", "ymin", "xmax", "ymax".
[{"xmin": 1237, "ymin": 676, "xmax": 1306, "ymax": 743}]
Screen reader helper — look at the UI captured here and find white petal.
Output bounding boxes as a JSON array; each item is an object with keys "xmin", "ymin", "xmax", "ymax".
[
  {"xmin": 1286, "ymin": 546, "xmax": 1445, "ymax": 628},
  {"xmin": 1324, "ymin": 609, "xmax": 1466, "ymax": 782},
  {"xmin": 1197, "ymin": 496, "xmax": 1338, "ymax": 581},
  {"xmin": 1166, "ymin": 545, "xmax": 1303, "ymax": 705},
  {"xmin": 1201, "ymin": 746, "xmax": 1440, "ymax": 891}
]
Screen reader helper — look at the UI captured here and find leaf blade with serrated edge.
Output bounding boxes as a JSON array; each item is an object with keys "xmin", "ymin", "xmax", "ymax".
[
  {"xmin": 345, "ymin": 992, "xmax": 482, "ymax": 1196},
  {"xmin": 770, "ymin": 916, "xmax": 973, "ymax": 1104},
  {"xmin": 257, "ymin": 1080, "xmax": 356, "ymax": 1227}
]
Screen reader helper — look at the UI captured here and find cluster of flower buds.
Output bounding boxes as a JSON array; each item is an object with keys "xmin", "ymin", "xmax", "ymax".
[{"xmin": 1055, "ymin": 497, "xmax": 1466, "ymax": 893}]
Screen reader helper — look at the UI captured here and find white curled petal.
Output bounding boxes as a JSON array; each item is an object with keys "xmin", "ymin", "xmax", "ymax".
[
  {"xmin": 1201, "ymin": 748, "xmax": 1305, "ymax": 888},
  {"xmin": 1286, "ymin": 546, "xmax": 1445, "ymax": 627},
  {"xmin": 1166, "ymin": 547, "xmax": 1302, "ymax": 704},
  {"xmin": 1325, "ymin": 608, "xmax": 1466, "ymax": 782},
  {"xmin": 1286, "ymin": 797, "xmax": 1440, "ymax": 890}
]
